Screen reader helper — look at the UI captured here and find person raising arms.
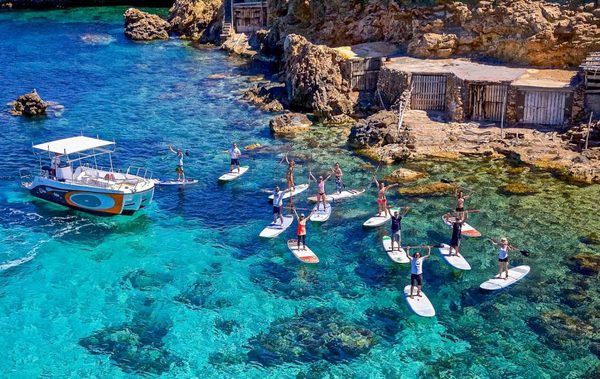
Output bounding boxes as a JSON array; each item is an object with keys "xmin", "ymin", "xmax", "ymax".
[
  {"xmin": 309, "ymin": 171, "xmax": 332, "ymax": 211},
  {"xmin": 372, "ymin": 176, "xmax": 399, "ymax": 217},
  {"xmin": 405, "ymin": 246, "xmax": 432, "ymax": 299},
  {"xmin": 169, "ymin": 145, "xmax": 185, "ymax": 182}
]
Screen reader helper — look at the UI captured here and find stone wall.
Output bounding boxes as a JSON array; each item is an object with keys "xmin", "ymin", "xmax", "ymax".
[{"xmin": 376, "ymin": 66, "xmax": 410, "ymax": 109}]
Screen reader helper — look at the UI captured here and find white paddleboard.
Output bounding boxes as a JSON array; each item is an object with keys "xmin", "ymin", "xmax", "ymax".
[
  {"xmin": 218, "ymin": 166, "xmax": 249, "ymax": 182},
  {"xmin": 480, "ymin": 265, "xmax": 530, "ymax": 291},
  {"xmin": 268, "ymin": 183, "xmax": 309, "ymax": 200},
  {"xmin": 442, "ymin": 214, "xmax": 481, "ymax": 237},
  {"xmin": 310, "ymin": 203, "xmax": 331, "ymax": 222},
  {"xmin": 363, "ymin": 208, "xmax": 399, "ymax": 228},
  {"xmin": 153, "ymin": 178, "xmax": 199, "ymax": 186},
  {"xmin": 259, "ymin": 215, "xmax": 294, "ymax": 238},
  {"xmin": 287, "ymin": 239, "xmax": 319, "ymax": 264},
  {"xmin": 308, "ymin": 188, "xmax": 365, "ymax": 202},
  {"xmin": 404, "ymin": 285, "xmax": 435, "ymax": 318},
  {"xmin": 382, "ymin": 236, "xmax": 409, "ymax": 263},
  {"xmin": 437, "ymin": 244, "xmax": 471, "ymax": 271}
]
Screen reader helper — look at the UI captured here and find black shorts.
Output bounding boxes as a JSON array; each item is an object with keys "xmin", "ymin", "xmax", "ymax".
[
  {"xmin": 273, "ymin": 206, "xmax": 281, "ymax": 215},
  {"xmin": 499, "ymin": 257, "xmax": 509, "ymax": 263},
  {"xmin": 456, "ymin": 207, "xmax": 464, "ymax": 212},
  {"xmin": 411, "ymin": 274, "xmax": 423, "ymax": 286},
  {"xmin": 319, "ymin": 192, "xmax": 325, "ymax": 196},
  {"xmin": 230, "ymin": 159, "xmax": 239, "ymax": 166}
]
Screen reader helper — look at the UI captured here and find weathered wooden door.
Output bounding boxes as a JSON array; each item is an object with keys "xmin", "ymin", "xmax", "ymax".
[
  {"xmin": 522, "ymin": 90, "xmax": 567, "ymax": 125},
  {"xmin": 470, "ymin": 84, "xmax": 507, "ymax": 122},
  {"xmin": 411, "ymin": 74, "xmax": 446, "ymax": 111},
  {"xmin": 349, "ymin": 58, "xmax": 382, "ymax": 91}
]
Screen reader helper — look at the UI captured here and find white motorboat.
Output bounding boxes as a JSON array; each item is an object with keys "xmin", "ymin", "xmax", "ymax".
[{"xmin": 21, "ymin": 135, "xmax": 154, "ymax": 216}]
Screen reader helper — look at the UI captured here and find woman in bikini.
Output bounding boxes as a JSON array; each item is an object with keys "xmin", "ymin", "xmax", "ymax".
[
  {"xmin": 455, "ymin": 190, "xmax": 469, "ymax": 219},
  {"xmin": 310, "ymin": 171, "xmax": 331, "ymax": 211},
  {"xmin": 281, "ymin": 154, "xmax": 296, "ymax": 191},
  {"xmin": 372, "ymin": 176, "xmax": 398, "ymax": 217}
]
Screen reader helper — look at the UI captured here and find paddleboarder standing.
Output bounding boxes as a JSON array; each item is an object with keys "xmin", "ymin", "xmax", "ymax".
[
  {"xmin": 310, "ymin": 171, "xmax": 331, "ymax": 211},
  {"xmin": 449, "ymin": 212, "xmax": 467, "ymax": 256},
  {"xmin": 169, "ymin": 145, "xmax": 185, "ymax": 182},
  {"xmin": 228, "ymin": 142, "xmax": 242, "ymax": 173},
  {"xmin": 490, "ymin": 237, "xmax": 515, "ymax": 280},
  {"xmin": 292, "ymin": 206, "xmax": 315, "ymax": 251},
  {"xmin": 332, "ymin": 162, "xmax": 344, "ymax": 194},
  {"xmin": 455, "ymin": 190, "xmax": 469, "ymax": 219},
  {"xmin": 390, "ymin": 207, "xmax": 410, "ymax": 252},
  {"xmin": 372, "ymin": 176, "xmax": 399, "ymax": 217},
  {"xmin": 271, "ymin": 186, "xmax": 291, "ymax": 225},
  {"xmin": 405, "ymin": 246, "xmax": 431, "ymax": 299}
]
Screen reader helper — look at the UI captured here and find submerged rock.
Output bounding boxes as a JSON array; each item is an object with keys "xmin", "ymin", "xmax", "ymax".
[
  {"xmin": 399, "ymin": 182, "xmax": 457, "ymax": 197},
  {"xmin": 270, "ymin": 113, "xmax": 312, "ymax": 136},
  {"xmin": 175, "ymin": 279, "xmax": 233, "ymax": 309},
  {"xmin": 579, "ymin": 232, "xmax": 600, "ymax": 246},
  {"xmin": 382, "ymin": 168, "xmax": 428, "ymax": 183},
  {"xmin": 10, "ymin": 89, "xmax": 47, "ymax": 116},
  {"xmin": 79, "ymin": 321, "xmax": 179, "ymax": 375},
  {"xmin": 569, "ymin": 253, "xmax": 600, "ymax": 275},
  {"xmin": 124, "ymin": 8, "xmax": 170, "ymax": 41},
  {"xmin": 246, "ymin": 307, "xmax": 376, "ymax": 365},
  {"xmin": 283, "ymin": 34, "xmax": 355, "ymax": 119},
  {"xmin": 121, "ymin": 269, "xmax": 173, "ymax": 291},
  {"xmin": 497, "ymin": 182, "xmax": 539, "ymax": 196}
]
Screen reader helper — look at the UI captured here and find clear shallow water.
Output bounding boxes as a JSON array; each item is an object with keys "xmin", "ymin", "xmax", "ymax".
[{"xmin": 1, "ymin": 7, "xmax": 599, "ymax": 378}]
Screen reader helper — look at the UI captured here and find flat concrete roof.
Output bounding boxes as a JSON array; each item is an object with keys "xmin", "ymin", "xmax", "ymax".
[
  {"xmin": 335, "ymin": 42, "xmax": 400, "ymax": 59},
  {"xmin": 385, "ymin": 57, "xmax": 577, "ymax": 89}
]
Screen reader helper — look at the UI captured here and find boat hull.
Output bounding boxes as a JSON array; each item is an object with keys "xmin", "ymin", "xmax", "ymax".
[{"xmin": 28, "ymin": 179, "xmax": 153, "ymax": 216}]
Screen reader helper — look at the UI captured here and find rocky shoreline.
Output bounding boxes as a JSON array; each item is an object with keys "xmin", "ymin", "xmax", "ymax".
[{"xmin": 5, "ymin": 0, "xmax": 600, "ymax": 183}]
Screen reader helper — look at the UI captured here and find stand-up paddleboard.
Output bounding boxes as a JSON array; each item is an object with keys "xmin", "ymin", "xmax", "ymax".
[
  {"xmin": 310, "ymin": 203, "xmax": 332, "ymax": 222},
  {"xmin": 363, "ymin": 208, "xmax": 399, "ymax": 228},
  {"xmin": 218, "ymin": 166, "xmax": 249, "ymax": 182},
  {"xmin": 442, "ymin": 214, "xmax": 481, "ymax": 237},
  {"xmin": 153, "ymin": 178, "xmax": 199, "ymax": 186},
  {"xmin": 287, "ymin": 239, "xmax": 319, "ymax": 264},
  {"xmin": 437, "ymin": 244, "xmax": 471, "ymax": 270},
  {"xmin": 480, "ymin": 265, "xmax": 530, "ymax": 291},
  {"xmin": 268, "ymin": 183, "xmax": 309, "ymax": 201},
  {"xmin": 259, "ymin": 215, "xmax": 294, "ymax": 238},
  {"xmin": 404, "ymin": 285, "xmax": 435, "ymax": 317},
  {"xmin": 382, "ymin": 236, "xmax": 409, "ymax": 263},
  {"xmin": 308, "ymin": 188, "xmax": 366, "ymax": 202}
]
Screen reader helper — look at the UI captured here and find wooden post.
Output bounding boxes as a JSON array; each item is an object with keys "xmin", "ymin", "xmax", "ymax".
[
  {"xmin": 500, "ymin": 87, "xmax": 508, "ymax": 139},
  {"xmin": 585, "ymin": 112, "xmax": 593, "ymax": 150}
]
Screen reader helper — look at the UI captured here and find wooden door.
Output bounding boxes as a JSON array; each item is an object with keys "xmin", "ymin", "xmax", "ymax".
[
  {"xmin": 411, "ymin": 75, "xmax": 446, "ymax": 111},
  {"xmin": 471, "ymin": 84, "xmax": 507, "ymax": 122},
  {"xmin": 522, "ymin": 90, "xmax": 566, "ymax": 125}
]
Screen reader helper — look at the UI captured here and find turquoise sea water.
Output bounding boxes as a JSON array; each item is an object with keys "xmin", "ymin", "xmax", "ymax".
[{"xmin": 1, "ymin": 7, "xmax": 599, "ymax": 378}]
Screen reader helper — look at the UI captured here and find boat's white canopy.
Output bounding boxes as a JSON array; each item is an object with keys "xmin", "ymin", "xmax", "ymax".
[{"xmin": 33, "ymin": 136, "xmax": 115, "ymax": 155}]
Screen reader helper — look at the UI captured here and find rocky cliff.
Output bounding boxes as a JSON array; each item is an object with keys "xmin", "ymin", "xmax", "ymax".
[
  {"xmin": 266, "ymin": 0, "xmax": 600, "ymax": 68},
  {"xmin": 168, "ymin": 0, "xmax": 223, "ymax": 42},
  {"xmin": 283, "ymin": 34, "xmax": 355, "ymax": 119}
]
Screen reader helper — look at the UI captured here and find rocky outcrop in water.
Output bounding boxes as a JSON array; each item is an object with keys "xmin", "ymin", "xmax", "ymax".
[
  {"xmin": 382, "ymin": 168, "xmax": 428, "ymax": 183},
  {"xmin": 267, "ymin": 0, "xmax": 600, "ymax": 68},
  {"xmin": 348, "ymin": 110, "xmax": 399, "ymax": 149},
  {"xmin": 124, "ymin": 8, "xmax": 170, "ymax": 41},
  {"xmin": 283, "ymin": 34, "xmax": 355, "ymax": 119},
  {"xmin": 168, "ymin": 0, "xmax": 222, "ymax": 42},
  {"xmin": 270, "ymin": 113, "xmax": 312, "ymax": 136},
  {"xmin": 10, "ymin": 89, "xmax": 47, "ymax": 116}
]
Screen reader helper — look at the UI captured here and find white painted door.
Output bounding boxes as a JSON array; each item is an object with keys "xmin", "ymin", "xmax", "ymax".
[{"xmin": 522, "ymin": 90, "xmax": 567, "ymax": 125}]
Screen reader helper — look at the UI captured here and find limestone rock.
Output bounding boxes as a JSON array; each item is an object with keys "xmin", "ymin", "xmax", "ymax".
[
  {"xmin": 10, "ymin": 90, "xmax": 47, "ymax": 116},
  {"xmin": 408, "ymin": 33, "xmax": 458, "ymax": 59},
  {"xmin": 241, "ymin": 82, "xmax": 287, "ymax": 112},
  {"xmin": 283, "ymin": 34, "xmax": 355, "ymax": 119},
  {"xmin": 382, "ymin": 168, "xmax": 427, "ymax": 183},
  {"xmin": 270, "ymin": 113, "xmax": 312, "ymax": 135},
  {"xmin": 497, "ymin": 182, "xmax": 539, "ymax": 196},
  {"xmin": 168, "ymin": 0, "xmax": 223, "ymax": 42},
  {"xmin": 570, "ymin": 253, "xmax": 600, "ymax": 275},
  {"xmin": 124, "ymin": 8, "xmax": 170, "ymax": 41},
  {"xmin": 398, "ymin": 182, "xmax": 457, "ymax": 197},
  {"xmin": 348, "ymin": 111, "xmax": 398, "ymax": 149}
]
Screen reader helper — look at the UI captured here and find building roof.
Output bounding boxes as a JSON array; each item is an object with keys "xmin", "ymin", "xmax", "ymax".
[
  {"xmin": 33, "ymin": 136, "xmax": 115, "ymax": 155},
  {"xmin": 385, "ymin": 57, "xmax": 577, "ymax": 88}
]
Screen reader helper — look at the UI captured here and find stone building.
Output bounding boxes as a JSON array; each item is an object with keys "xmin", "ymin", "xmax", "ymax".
[{"xmin": 224, "ymin": 0, "xmax": 268, "ymax": 34}]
